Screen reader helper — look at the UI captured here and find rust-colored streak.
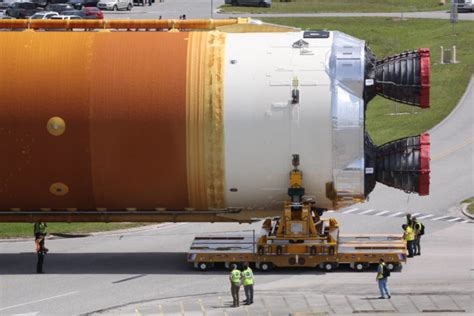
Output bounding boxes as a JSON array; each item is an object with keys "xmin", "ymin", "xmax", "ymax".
[
  {"xmin": 0, "ymin": 31, "xmax": 95, "ymax": 209},
  {"xmin": 88, "ymin": 32, "xmax": 189, "ymax": 209}
]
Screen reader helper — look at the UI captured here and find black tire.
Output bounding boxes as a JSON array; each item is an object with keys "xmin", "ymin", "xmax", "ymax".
[
  {"xmin": 353, "ymin": 262, "xmax": 365, "ymax": 272},
  {"xmin": 113, "ymin": 5, "xmax": 118, "ymax": 11},
  {"xmin": 197, "ymin": 262, "xmax": 209, "ymax": 271},
  {"xmin": 127, "ymin": 3, "xmax": 132, "ymax": 10},
  {"xmin": 321, "ymin": 262, "xmax": 336, "ymax": 272},
  {"xmin": 259, "ymin": 262, "xmax": 272, "ymax": 271},
  {"xmin": 259, "ymin": 1, "xmax": 266, "ymax": 7},
  {"xmin": 386, "ymin": 262, "xmax": 397, "ymax": 271},
  {"xmin": 231, "ymin": 0, "xmax": 239, "ymax": 6}
]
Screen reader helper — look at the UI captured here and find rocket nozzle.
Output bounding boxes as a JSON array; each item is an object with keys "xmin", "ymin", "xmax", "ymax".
[
  {"xmin": 365, "ymin": 48, "xmax": 431, "ymax": 108},
  {"xmin": 365, "ymin": 133, "xmax": 431, "ymax": 196}
]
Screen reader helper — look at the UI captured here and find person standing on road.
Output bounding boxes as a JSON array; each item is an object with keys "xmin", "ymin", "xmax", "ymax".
[
  {"xmin": 229, "ymin": 264, "xmax": 242, "ymax": 307},
  {"xmin": 34, "ymin": 222, "xmax": 48, "ymax": 252},
  {"xmin": 402, "ymin": 224, "xmax": 415, "ymax": 257},
  {"xmin": 35, "ymin": 232, "xmax": 48, "ymax": 273},
  {"xmin": 241, "ymin": 263, "xmax": 254, "ymax": 305},
  {"xmin": 413, "ymin": 217, "xmax": 423, "ymax": 256},
  {"xmin": 376, "ymin": 259, "xmax": 391, "ymax": 299}
]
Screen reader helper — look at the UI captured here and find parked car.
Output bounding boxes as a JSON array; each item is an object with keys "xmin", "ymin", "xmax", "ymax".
[
  {"xmin": 6, "ymin": 2, "xmax": 42, "ymax": 18},
  {"xmin": 0, "ymin": 0, "xmax": 12, "ymax": 10},
  {"xmin": 83, "ymin": 6, "xmax": 102, "ymax": 18},
  {"xmin": 62, "ymin": 7, "xmax": 102, "ymax": 18},
  {"xmin": 45, "ymin": 3, "xmax": 74, "ymax": 13},
  {"xmin": 97, "ymin": 0, "xmax": 132, "ymax": 11},
  {"xmin": 455, "ymin": 0, "xmax": 474, "ymax": 12},
  {"xmin": 67, "ymin": 0, "xmax": 99, "ymax": 9},
  {"xmin": 30, "ymin": 10, "xmax": 59, "ymax": 18},
  {"xmin": 224, "ymin": 0, "xmax": 271, "ymax": 7}
]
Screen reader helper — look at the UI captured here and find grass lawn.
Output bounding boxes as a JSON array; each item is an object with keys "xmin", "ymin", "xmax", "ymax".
[
  {"xmin": 263, "ymin": 17, "xmax": 474, "ymax": 145},
  {"xmin": 220, "ymin": 0, "xmax": 446, "ymax": 13},
  {"xmin": 0, "ymin": 223, "xmax": 149, "ymax": 239},
  {"xmin": 462, "ymin": 197, "xmax": 474, "ymax": 215}
]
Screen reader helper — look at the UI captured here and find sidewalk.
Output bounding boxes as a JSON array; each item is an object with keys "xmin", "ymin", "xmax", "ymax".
[{"xmin": 93, "ymin": 291, "xmax": 472, "ymax": 315}]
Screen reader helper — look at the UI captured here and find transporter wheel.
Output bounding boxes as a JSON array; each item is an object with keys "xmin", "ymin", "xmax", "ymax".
[
  {"xmin": 259, "ymin": 262, "xmax": 273, "ymax": 272},
  {"xmin": 320, "ymin": 262, "xmax": 337, "ymax": 272},
  {"xmin": 197, "ymin": 262, "xmax": 211, "ymax": 271},
  {"xmin": 113, "ymin": 5, "xmax": 118, "ymax": 11},
  {"xmin": 258, "ymin": 1, "xmax": 266, "ymax": 7},
  {"xmin": 127, "ymin": 3, "xmax": 132, "ymax": 10},
  {"xmin": 353, "ymin": 262, "xmax": 365, "ymax": 272},
  {"xmin": 386, "ymin": 262, "xmax": 400, "ymax": 271}
]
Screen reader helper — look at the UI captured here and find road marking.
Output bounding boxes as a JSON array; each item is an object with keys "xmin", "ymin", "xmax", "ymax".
[
  {"xmin": 375, "ymin": 211, "xmax": 390, "ymax": 216},
  {"xmin": 389, "ymin": 211, "xmax": 404, "ymax": 217},
  {"xmin": 417, "ymin": 214, "xmax": 434, "ymax": 220},
  {"xmin": 461, "ymin": 220, "xmax": 470, "ymax": 223},
  {"xmin": 431, "ymin": 216, "xmax": 449, "ymax": 221},
  {"xmin": 0, "ymin": 291, "xmax": 77, "ymax": 312},
  {"xmin": 359, "ymin": 209, "xmax": 376, "ymax": 215},
  {"xmin": 447, "ymin": 217, "xmax": 463, "ymax": 222},
  {"xmin": 411, "ymin": 212, "xmax": 420, "ymax": 217},
  {"xmin": 343, "ymin": 208, "xmax": 359, "ymax": 214}
]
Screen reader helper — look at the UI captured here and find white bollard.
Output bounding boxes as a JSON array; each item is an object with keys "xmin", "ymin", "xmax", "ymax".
[
  {"xmin": 451, "ymin": 45, "xmax": 457, "ymax": 63},
  {"xmin": 440, "ymin": 46, "xmax": 444, "ymax": 64}
]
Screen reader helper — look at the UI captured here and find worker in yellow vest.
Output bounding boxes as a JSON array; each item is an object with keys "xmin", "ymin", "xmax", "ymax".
[
  {"xmin": 376, "ymin": 258, "xmax": 391, "ymax": 299},
  {"xmin": 229, "ymin": 264, "xmax": 242, "ymax": 307},
  {"xmin": 413, "ymin": 217, "xmax": 423, "ymax": 256},
  {"xmin": 402, "ymin": 224, "xmax": 415, "ymax": 257},
  {"xmin": 242, "ymin": 263, "xmax": 254, "ymax": 305}
]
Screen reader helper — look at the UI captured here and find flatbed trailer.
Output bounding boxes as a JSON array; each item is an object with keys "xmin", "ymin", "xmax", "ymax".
[
  {"xmin": 187, "ymin": 218, "xmax": 407, "ymax": 272},
  {"xmin": 187, "ymin": 156, "xmax": 407, "ymax": 272}
]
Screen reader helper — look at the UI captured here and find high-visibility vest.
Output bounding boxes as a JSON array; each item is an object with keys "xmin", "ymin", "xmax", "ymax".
[
  {"xmin": 414, "ymin": 221, "xmax": 422, "ymax": 233},
  {"xmin": 34, "ymin": 222, "xmax": 47, "ymax": 235},
  {"xmin": 230, "ymin": 269, "xmax": 241, "ymax": 284},
  {"xmin": 242, "ymin": 268, "xmax": 254, "ymax": 286},
  {"xmin": 404, "ymin": 226, "xmax": 415, "ymax": 241},
  {"xmin": 377, "ymin": 263, "xmax": 385, "ymax": 280}
]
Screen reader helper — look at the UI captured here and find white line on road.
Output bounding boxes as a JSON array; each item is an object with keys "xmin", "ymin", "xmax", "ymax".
[
  {"xmin": 375, "ymin": 211, "xmax": 390, "ymax": 216},
  {"xmin": 343, "ymin": 208, "xmax": 359, "ymax": 214},
  {"xmin": 389, "ymin": 211, "xmax": 404, "ymax": 217},
  {"xmin": 0, "ymin": 291, "xmax": 77, "ymax": 312},
  {"xmin": 417, "ymin": 214, "xmax": 434, "ymax": 220},
  {"xmin": 462, "ymin": 220, "xmax": 471, "ymax": 223},
  {"xmin": 431, "ymin": 216, "xmax": 449, "ymax": 221},
  {"xmin": 411, "ymin": 213, "xmax": 420, "ymax": 217},
  {"xmin": 447, "ymin": 217, "xmax": 463, "ymax": 222},
  {"xmin": 359, "ymin": 209, "xmax": 376, "ymax": 215}
]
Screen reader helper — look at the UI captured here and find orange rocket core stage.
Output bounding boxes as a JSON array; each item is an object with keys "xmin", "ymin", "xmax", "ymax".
[{"xmin": 0, "ymin": 31, "xmax": 226, "ymax": 211}]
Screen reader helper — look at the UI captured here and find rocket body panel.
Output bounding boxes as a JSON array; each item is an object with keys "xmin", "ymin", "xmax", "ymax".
[{"xmin": 223, "ymin": 32, "xmax": 335, "ymax": 210}]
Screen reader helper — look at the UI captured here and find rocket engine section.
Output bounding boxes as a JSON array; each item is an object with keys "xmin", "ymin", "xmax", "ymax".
[{"xmin": 0, "ymin": 26, "xmax": 431, "ymax": 221}]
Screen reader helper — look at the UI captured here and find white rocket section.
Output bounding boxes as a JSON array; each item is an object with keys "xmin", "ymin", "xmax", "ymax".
[{"xmin": 223, "ymin": 32, "xmax": 336, "ymax": 210}]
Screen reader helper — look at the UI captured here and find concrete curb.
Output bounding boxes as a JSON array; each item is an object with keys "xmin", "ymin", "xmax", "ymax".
[
  {"xmin": 0, "ymin": 223, "xmax": 160, "ymax": 243},
  {"xmin": 461, "ymin": 203, "xmax": 474, "ymax": 220}
]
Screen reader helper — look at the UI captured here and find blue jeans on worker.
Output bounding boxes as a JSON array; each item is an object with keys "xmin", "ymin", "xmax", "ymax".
[
  {"xmin": 378, "ymin": 277, "xmax": 391, "ymax": 298},
  {"xmin": 407, "ymin": 240, "xmax": 414, "ymax": 257}
]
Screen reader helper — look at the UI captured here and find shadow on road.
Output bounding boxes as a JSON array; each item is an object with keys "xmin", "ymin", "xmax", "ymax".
[{"xmin": 0, "ymin": 252, "xmax": 383, "ymax": 275}]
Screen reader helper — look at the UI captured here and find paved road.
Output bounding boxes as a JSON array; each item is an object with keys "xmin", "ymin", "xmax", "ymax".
[
  {"xmin": 0, "ymin": 216, "xmax": 472, "ymax": 315},
  {"xmin": 357, "ymin": 77, "xmax": 474, "ymax": 214}
]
